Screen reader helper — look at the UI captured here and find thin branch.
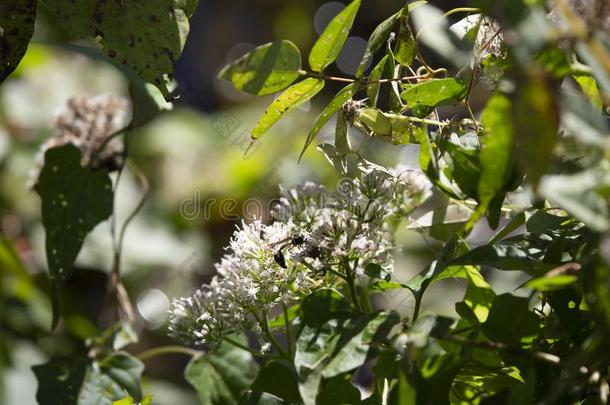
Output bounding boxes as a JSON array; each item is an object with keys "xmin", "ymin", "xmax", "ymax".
[
  {"xmin": 137, "ymin": 345, "xmax": 201, "ymax": 361},
  {"xmin": 282, "ymin": 303, "xmax": 294, "ymax": 358},
  {"xmin": 117, "ymin": 160, "xmax": 150, "ymax": 253},
  {"xmin": 298, "ymin": 69, "xmax": 355, "ymax": 83},
  {"xmin": 439, "ymin": 334, "xmax": 590, "ymax": 372},
  {"xmin": 224, "ymin": 337, "xmax": 261, "ymax": 357},
  {"xmin": 441, "ymin": 7, "xmax": 481, "ymax": 20}
]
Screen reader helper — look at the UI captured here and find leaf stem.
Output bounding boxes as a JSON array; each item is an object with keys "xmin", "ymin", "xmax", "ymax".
[
  {"xmin": 299, "ymin": 69, "xmax": 355, "ymax": 83},
  {"xmin": 439, "ymin": 335, "xmax": 583, "ymax": 371},
  {"xmin": 224, "ymin": 337, "xmax": 261, "ymax": 357},
  {"xmin": 282, "ymin": 303, "xmax": 294, "ymax": 358},
  {"xmin": 137, "ymin": 345, "xmax": 201, "ymax": 361},
  {"xmin": 441, "ymin": 7, "xmax": 481, "ymax": 19},
  {"xmin": 255, "ymin": 311, "xmax": 290, "ymax": 359}
]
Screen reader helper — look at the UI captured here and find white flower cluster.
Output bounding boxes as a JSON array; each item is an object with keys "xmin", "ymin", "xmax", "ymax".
[
  {"xmin": 272, "ymin": 169, "xmax": 432, "ymax": 277},
  {"xmin": 168, "ymin": 169, "xmax": 432, "ymax": 347},
  {"xmin": 168, "ymin": 220, "xmax": 315, "ymax": 347}
]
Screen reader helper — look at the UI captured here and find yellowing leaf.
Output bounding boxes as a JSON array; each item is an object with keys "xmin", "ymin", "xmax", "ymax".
[{"xmin": 252, "ymin": 78, "xmax": 324, "ymax": 139}]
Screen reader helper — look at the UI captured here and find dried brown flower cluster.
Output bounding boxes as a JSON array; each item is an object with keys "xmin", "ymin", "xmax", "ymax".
[{"xmin": 29, "ymin": 94, "xmax": 130, "ymax": 187}]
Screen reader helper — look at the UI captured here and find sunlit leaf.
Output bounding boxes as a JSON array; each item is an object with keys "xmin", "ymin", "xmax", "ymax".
[
  {"xmin": 526, "ymin": 275, "xmax": 578, "ymax": 291},
  {"xmin": 309, "ymin": 0, "xmax": 361, "ymax": 72},
  {"xmin": 219, "ymin": 40, "xmax": 302, "ymax": 96},
  {"xmin": 299, "ymin": 83, "xmax": 356, "ymax": 159},
  {"xmin": 252, "ymin": 78, "xmax": 324, "ymax": 139},
  {"xmin": 358, "ymin": 108, "xmax": 392, "ymax": 136},
  {"xmin": 394, "ymin": 9, "xmax": 416, "ymax": 66},
  {"xmin": 401, "ymin": 78, "xmax": 468, "ymax": 108},
  {"xmin": 356, "ymin": 9, "xmax": 400, "ymax": 77},
  {"xmin": 40, "ymin": 0, "xmax": 199, "ymax": 100},
  {"xmin": 366, "ymin": 55, "xmax": 388, "ymax": 107},
  {"xmin": 334, "ymin": 110, "xmax": 350, "ymax": 155}
]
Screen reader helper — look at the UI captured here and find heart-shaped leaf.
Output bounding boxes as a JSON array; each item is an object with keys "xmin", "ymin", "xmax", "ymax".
[{"xmin": 34, "ymin": 144, "xmax": 113, "ymax": 328}]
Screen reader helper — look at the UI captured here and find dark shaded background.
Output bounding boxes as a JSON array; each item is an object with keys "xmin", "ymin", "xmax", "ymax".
[{"xmin": 176, "ymin": 0, "xmax": 469, "ymax": 111}]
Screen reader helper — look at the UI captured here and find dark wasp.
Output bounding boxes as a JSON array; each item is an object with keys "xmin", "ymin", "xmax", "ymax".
[{"xmin": 270, "ymin": 234, "xmax": 320, "ymax": 269}]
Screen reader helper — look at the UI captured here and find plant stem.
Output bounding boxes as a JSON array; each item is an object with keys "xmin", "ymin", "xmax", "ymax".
[
  {"xmin": 441, "ymin": 7, "xmax": 480, "ymax": 19},
  {"xmin": 224, "ymin": 337, "xmax": 261, "ymax": 357},
  {"xmin": 299, "ymin": 69, "xmax": 355, "ymax": 83},
  {"xmin": 343, "ymin": 259, "xmax": 364, "ymax": 312},
  {"xmin": 439, "ymin": 335, "xmax": 588, "ymax": 372},
  {"xmin": 256, "ymin": 311, "xmax": 290, "ymax": 359},
  {"xmin": 412, "ymin": 295, "xmax": 422, "ymax": 322},
  {"xmin": 282, "ymin": 302, "xmax": 294, "ymax": 358},
  {"xmin": 137, "ymin": 345, "xmax": 201, "ymax": 361}
]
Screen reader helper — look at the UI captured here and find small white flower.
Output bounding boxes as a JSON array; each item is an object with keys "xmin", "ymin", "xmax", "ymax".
[{"xmin": 260, "ymin": 342, "xmax": 272, "ymax": 354}]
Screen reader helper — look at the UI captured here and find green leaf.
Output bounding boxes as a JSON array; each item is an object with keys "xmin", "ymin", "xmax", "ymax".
[
  {"xmin": 0, "ymin": 0, "xmax": 37, "ymax": 83},
  {"xmin": 294, "ymin": 312, "xmax": 399, "ymax": 404},
  {"xmin": 356, "ymin": 10, "xmax": 400, "ymax": 77},
  {"xmin": 218, "ymin": 40, "xmax": 302, "ymax": 96},
  {"xmin": 308, "ymin": 0, "xmax": 361, "ymax": 72},
  {"xmin": 512, "ymin": 72, "xmax": 559, "ymax": 190},
  {"xmin": 252, "ymin": 77, "xmax": 324, "ymax": 139},
  {"xmin": 394, "ymin": 10, "xmax": 416, "ymax": 66},
  {"xmin": 460, "ymin": 267, "xmax": 496, "ymax": 324},
  {"xmin": 34, "ymin": 145, "xmax": 113, "ymax": 328},
  {"xmin": 449, "ymin": 244, "xmax": 552, "ymax": 274},
  {"xmin": 249, "ymin": 361, "xmax": 300, "ymax": 403},
  {"xmin": 299, "ymin": 83, "xmax": 356, "ymax": 160},
  {"xmin": 401, "ymin": 78, "xmax": 468, "ymax": 108},
  {"xmin": 526, "ymin": 275, "xmax": 578, "ymax": 292},
  {"xmin": 185, "ymin": 335, "xmax": 259, "ymax": 405},
  {"xmin": 369, "ymin": 280, "xmax": 404, "ymax": 292},
  {"xmin": 113, "ymin": 322, "xmax": 139, "ymax": 351},
  {"xmin": 478, "ymin": 92, "xmax": 513, "ymax": 216},
  {"xmin": 573, "ymin": 74, "xmax": 603, "ymax": 109},
  {"xmin": 483, "ymin": 294, "xmax": 540, "ymax": 345},
  {"xmin": 40, "ymin": 0, "xmax": 199, "ymax": 100},
  {"xmin": 366, "ymin": 55, "xmax": 388, "ymax": 107},
  {"xmin": 358, "ymin": 108, "xmax": 392, "ymax": 135},
  {"xmin": 112, "ymin": 395, "xmax": 153, "ymax": 405},
  {"xmin": 451, "ymin": 365, "xmax": 523, "ymax": 403},
  {"xmin": 238, "ymin": 391, "xmax": 286, "ymax": 405},
  {"xmin": 317, "ymin": 376, "xmax": 360, "ymax": 405},
  {"xmin": 33, "ymin": 352, "xmax": 144, "ymax": 405},
  {"xmin": 301, "ymin": 289, "xmax": 350, "ymax": 327},
  {"xmin": 334, "ymin": 110, "xmax": 350, "ymax": 155},
  {"xmin": 321, "ymin": 311, "xmax": 399, "ymax": 378}
]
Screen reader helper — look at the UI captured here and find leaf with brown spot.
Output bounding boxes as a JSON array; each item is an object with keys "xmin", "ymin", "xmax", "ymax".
[{"xmin": 40, "ymin": 0, "xmax": 199, "ymax": 100}]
